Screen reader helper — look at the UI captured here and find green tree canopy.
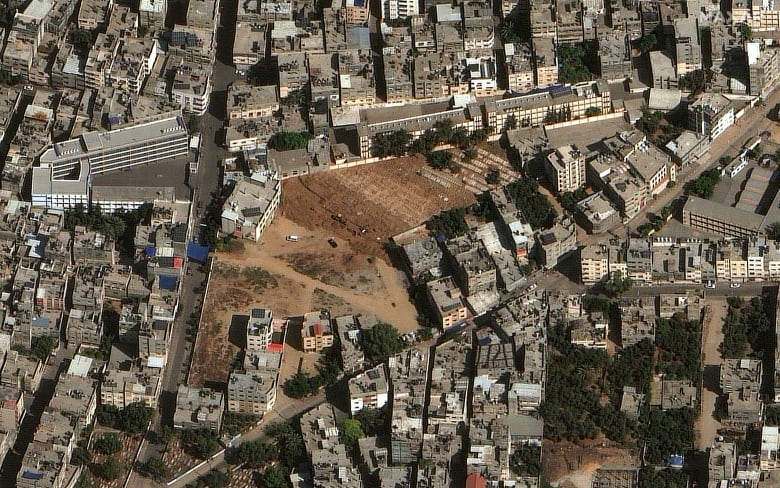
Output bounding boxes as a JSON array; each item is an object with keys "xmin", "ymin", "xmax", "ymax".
[
  {"xmin": 143, "ymin": 455, "xmax": 169, "ymax": 482},
  {"xmin": 765, "ymin": 222, "xmax": 780, "ymax": 241},
  {"xmin": 283, "ymin": 371, "xmax": 320, "ymax": 398},
  {"xmin": 180, "ymin": 428, "xmax": 220, "ymax": 459},
  {"xmin": 197, "ymin": 469, "xmax": 230, "ymax": 487},
  {"xmin": 94, "ymin": 433, "xmax": 122, "ymax": 455},
  {"xmin": 340, "ymin": 419, "xmax": 365, "ymax": 449},
  {"xmin": 353, "ymin": 408, "xmax": 387, "ymax": 437},
  {"xmin": 638, "ymin": 33, "xmax": 658, "ymax": 52},
  {"xmin": 268, "ymin": 131, "xmax": 314, "ymax": 151},
  {"xmin": 237, "ymin": 440, "xmax": 276, "ymax": 468},
  {"xmin": 361, "ymin": 322, "xmax": 402, "ymax": 363},
  {"xmin": 261, "ymin": 465, "xmax": 289, "ymax": 488},
  {"xmin": 96, "ymin": 456, "xmax": 122, "ymax": 480}
]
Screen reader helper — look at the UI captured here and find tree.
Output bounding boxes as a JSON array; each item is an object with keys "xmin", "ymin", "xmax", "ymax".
[
  {"xmin": 69, "ymin": 28, "xmax": 94, "ymax": 49},
  {"xmin": 427, "ymin": 150, "xmax": 454, "ymax": 170},
  {"xmin": 267, "ymin": 131, "xmax": 314, "ymax": 151},
  {"xmin": 767, "ymin": 222, "xmax": 780, "ymax": 241},
  {"xmin": 97, "ymin": 456, "xmax": 122, "ymax": 480},
  {"xmin": 604, "ymin": 270, "xmax": 633, "ymax": 296},
  {"xmin": 340, "ymin": 419, "xmax": 365, "ymax": 449},
  {"xmin": 505, "ymin": 114, "xmax": 518, "ymax": 131},
  {"xmin": 427, "ymin": 207, "xmax": 468, "ymax": 238},
  {"xmin": 557, "ymin": 44, "xmax": 593, "ymax": 83},
  {"xmin": 283, "ymin": 371, "xmax": 320, "ymax": 398},
  {"xmin": 180, "ymin": 428, "xmax": 220, "ymax": 459},
  {"xmin": 96, "ymin": 404, "xmax": 121, "ymax": 428},
  {"xmin": 143, "ymin": 455, "xmax": 169, "ymax": 482},
  {"xmin": 237, "ymin": 440, "xmax": 276, "ymax": 468},
  {"xmin": 739, "ymin": 22, "xmax": 753, "ymax": 41},
  {"xmin": 638, "ymin": 33, "xmax": 658, "ymax": 52},
  {"xmin": 561, "ymin": 188, "xmax": 588, "ymax": 211},
  {"xmin": 506, "ymin": 177, "xmax": 557, "ymax": 228},
  {"xmin": 30, "ymin": 335, "xmax": 55, "ymax": 361},
  {"xmin": 198, "ymin": 469, "xmax": 230, "ymax": 487},
  {"xmin": 71, "ymin": 447, "xmax": 92, "ymax": 466},
  {"xmin": 373, "ymin": 130, "xmax": 412, "ymax": 157},
  {"xmin": 686, "ymin": 168, "xmax": 721, "ymax": 199},
  {"xmin": 222, "ymin": 413, "xmax": 259, "ymax": 436},
  {"xmin": 584, "ymin": 107, "xmax": 602, "ymax": 117},
  {"xmin": 485, "ymin": 168, "xmax": 501, "ymax": 185},
  {"xmin": 120, "ymin": 402, "xmax": 153, "ymax": 434},
  {"xmin": 361, "ymin": 322, "xmax": 402, "ymax": 363},
  {"xmin": 500, "ymin": 21, "xmax": 520, "ymax": 43},
  {"xmin": 261, "ymin": 465, "xmax": 289, "ymax": 488},
  {"xmin": 353, "ymin": 408, "xmax": 387, "ymax": 437},
  {"xmin": 94, "ymin": 433, "xmax": 122, "ymax": 455}
]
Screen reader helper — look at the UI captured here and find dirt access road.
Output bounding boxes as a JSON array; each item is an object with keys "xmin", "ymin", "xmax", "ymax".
[{"xmin": 696, "ymin": 298, "xmax": 726, "ymax": 450}]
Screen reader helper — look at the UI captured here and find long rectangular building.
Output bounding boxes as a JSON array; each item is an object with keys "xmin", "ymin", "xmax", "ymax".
[{"xmin": 39, "ymin": 116, "xmax": 189, "ymax": 179}]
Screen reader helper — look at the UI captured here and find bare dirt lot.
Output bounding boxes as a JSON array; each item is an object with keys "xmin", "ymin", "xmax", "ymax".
[
  {"xmin": 697, "ymin": 299, "xmax": 725, "ymax": 450},
  {"xmin": 543, "ymin": 440, "xmax": 639, "ymax": 488},
  {"xmin": 281, "ymin": 156, "xmax": 475, "ymax": 257}
]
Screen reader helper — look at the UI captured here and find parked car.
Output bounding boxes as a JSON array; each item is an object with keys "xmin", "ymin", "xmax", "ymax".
[
  {"xmin": 286, "ymin": 235, "xmax": 299, "ymax": 242},
  {"xmin": 705, "ymin": 281, "xmax": 715, "ymax": 289},
  {"xmin": 328, "ymin": 237, "xmax": 338, "ymax": 248},
  {"xmin": 730, "ymin": 282, "xmax": 741, "ymax": 288}
]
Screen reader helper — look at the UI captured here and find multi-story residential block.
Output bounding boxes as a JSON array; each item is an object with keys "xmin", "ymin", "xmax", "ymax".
[
  {"xmin": 721, "ymin": 359, "xmax": 763, "ymax": 425},
  {"xmin": 78, "ymin": 0, "xmax": 112, "ymax": 29},
  {"xmin": 100, "ymin": 367, "xmax": 161, "ymax": 409},
  {"xmin": 139, "ymin": 0, "xmax": 167, "ymax": 30},
  {"xmin": 220, "ymin": 173, "xmax": 281, "ymax": 241},
  {"xmin": 444, "ymin": 234, "xmax": 497, "ymax": 296},
  {"xmin": 333, "ymin": 315, "xmax": 365, "ymax": 374},
  {"xmin": 658, "ymin": 290, "xmax": 705, "ymax": 320},
  {"xmin": 426, "ymin": 276, "xmax": 468, "ymax": 330},
  {"xmin": 226, "ymin": 370, "xmax": 278, "ymax": 414},
  {"xmin": 619, "ymin": 297, "xmax": 656, "ymax": 347},
  {"xmin": 599, "ymin": 33, "xmax": 632, "ymax": 81},
  {"xmin": 575, "ymin": 191, "xmax": 620, "ymax": 234},
  {"xmin": 505, "ymin": 43, "xmax": 534, "ymax": 93},
  {"xmin": 338, "ymin": 49, "xmax": 376, "ymax": 106},
  {"xmin": 228, "ymin": 83, "xmax": 279, "ymax": 120},
  {"xmin": 233, "ymin": 22, "xmax": 267, "ymax": 71},
  {"xmin": 171, "ymin": 62, "xmax": 212, "ymax": 115},
  {"xmin": 689, "ymin": 93, "xmax": 734, "ymax": 141},
  {"xmin": 65, "ymin": 309, "xmax": 103, "ymax": 347},
  {"xmin": 747, "ymin": 42, "xmax": 780, "ymax": 98},
  {"xmin": 535, "ymin": 215, "xmax": 577, "ymax": 269},
  {"xmin": 384, "ymin": 0, "xmax": 418, "ymax": 19},
  {"xmin": 302, "ymin": 310, "xmax": 335, "ymax": 353},
  {"xmin": 674, "ymin": 17, "xmax": 702, "ymax": 77},
  {"xmin": 665, "ymin": 130, "xmax": 710, "ymax": 167},
  {"xmin": 399, "ymin": 237, "xmax": 442, "ymax": 279},
  {"xmin": 716, "ymin": 239, "xmax": 748, "ymax": 282},
  {"xmin": 427, "ymin": 339, "xmax": 469, "ymax": 425},
  {"xmin": 0, "ymin": 351, "xmax": 43, "ymax": 394},
  {"xmin": 277, "ymin": 52, "xmax": 308, "ymax": 99},
  {"xmin": 533, "ymin": 37, "xmax": 558, "ymax": 88},
  {"xmin": 247, "ymin": 308, "xmax": 274, "ymax": 352},
  {"xmin": 580, "ymin": 245, "xmax": 610, "ymax": 284},
  {"xmin": 174, "ymin": 385, "xmax": 224, "ymax": 433},
  {"xmin": 545, "ymin": 144, "xmax": 585, "ymax": 194},
  {"xmin": 349, "ymin": 364, "xmax": 389, "ymax": 414},
  {"xmin": 388, "ymin": 347, "xmax": 428, "ymax": 464},
  {"xmin": 300, "ymin": 403, "xmax": 363, "ymax": 488}
]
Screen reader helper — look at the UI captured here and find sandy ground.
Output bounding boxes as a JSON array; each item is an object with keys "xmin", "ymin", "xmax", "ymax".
[
  {"xmin": 543, "ymin": 440, "xmax": 639, "ymax": 487},
  {"xmin": 280, "ymin": 156, "xmax": 475, "ymax": 257},
  {"xmin": 697, "ymin": 299, "xmax": 726, "ymax": 450},
  {"xmin": 189, "ymin": 216, "xmax": 422, "ymax": 388}
]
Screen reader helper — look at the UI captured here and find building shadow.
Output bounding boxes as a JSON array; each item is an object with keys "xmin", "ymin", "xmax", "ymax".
[{"xmin": 229, "ymin": 314, "xmax": 249, "ymax": 349}]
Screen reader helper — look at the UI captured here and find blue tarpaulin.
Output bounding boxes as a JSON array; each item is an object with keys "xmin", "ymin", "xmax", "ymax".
[
  {"xmin": 159, "ymin": 275, "xmax": 177, "ymax": 291},
  {"xmin": 187, "ymin": 241, "xmax": 210, "ymax": 262},
  {"xmin": 145, "ymin": 246, "xmax": 156, "ymax": 257}
]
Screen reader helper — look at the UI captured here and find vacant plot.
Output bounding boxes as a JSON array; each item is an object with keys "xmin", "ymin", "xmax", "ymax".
[
  {"xmin": 543, "ymin": 440, "xmax": 639, "ymax": 488},
  {"xmin": 281, "ymin": 156, "xmax": 475, "ymax": 256}
]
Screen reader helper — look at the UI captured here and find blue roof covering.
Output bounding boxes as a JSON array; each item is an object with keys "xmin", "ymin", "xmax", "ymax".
[
  {"xmin": 353, "ymin": 0, "xmax": 365, "ymax": 6},
  {"xmin": 31, "ymin": 317, "xmax": 49, "ymax": 328},
  {"xmin": 159, "ymin": 275, "xmax": 177, "ymax": 291},
  {"xmin": 108, "ymin": 116, "xmax": 121, "ymax": 126},
  {"xmin": 187, "ymin": 241, "xmax": 210, "ymax": 262},
  {"xmin": 145, "ymin": 246, "xmax": 156, "ymax": 257},
  {"xmin": 22, "ymin": 471, "xmax": 44, "ymax": 480},
  {"xmin": 667, "ymin": 455, "xmax": 684, "ymax": 467}
]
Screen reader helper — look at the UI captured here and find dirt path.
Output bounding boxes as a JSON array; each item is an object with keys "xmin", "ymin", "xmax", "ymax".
[
  {"xmin": 696, "ymin": 298, "xmax": 726, "ymax": 450},
  {"xmin": 215, "ymin": 216, "xmax": 420, "ymax": 331}
]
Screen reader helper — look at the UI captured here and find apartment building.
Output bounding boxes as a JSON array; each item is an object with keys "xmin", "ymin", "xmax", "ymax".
[
  {"xmin": 535, "ymin": 215, "xmax": 577, "ymax": 269},
  {"xmin": 533, "ymin": 37, "xmax": 558, "ymax": 88},
  {"xmin": 226, "ymin": 370, "xmax": 278, "ymax": 414},
  {"xmin": 747, "ymin": 42, "xmax": 780, "ymax": 98},
  {"xmin": 426, "ymin": 276, "xmax": 468, "ymax": 330},
  {"xmin": 220, "ymin": 173, "xmax": 281, "ymax": 242},
  {"xmin": 171, "ymin": 63, "xmax": 212, "ymax": 115},
  {"xmin": 674, "ymin": 17, "xmax": 702, "ymax": 77},
  {"xmin": 348, "ymin": 364, "xmax": 389, "ymax": 414},
  {"xmin": 302, "ymin": 310, "xmax": 335, "ymax": 353},
  {"xmin": 174, "ymin": 385, "xmax": 224, "ymax": 432},
  {"xmin": 338, "ymin": 49, "xmax": 376, "ymax": 106},
  {"xmin": 300, "ymin": 403, "xmax": 363, "ymax": 488},
  {"xmin": 545, "ymin": 144, "xmax": 585, "ymax": 194},
  {"xmin": 227, "ymin": 83, "xmax": 279, "ymax": 120},
  {"xmin": 580, "ymin": 245, "xmax": 610, "ymax": 284},
  {"xmin": 400, "ymin": 237, "xmax": 443, "ymax": 279},
  {"xmin": 247, "ymin": 308, "xmax": 274, "ymax": 351},
  {"xmin": 100, "ymin": 367, "xmax": 161, "ymax": 409},
  {"xmin": 384, "ymin": 0, "xmax": 418, "ymax": 19},
  {"xmin": 505, "ymin": 43, "xmax": 534, "ymax": 93},
  {"xmin": 0, "ymin": 351, "xmax": 43, "ymax": 394},
  {"xmin": 689, "ymin": 93, "xmax": 734, "ymax": 141},
  {"xmin": 444, "ymin": 234, "xmax": 497, "ymax": 296},
  {"xmin": 716, "ymin": 239, "xmax": 748, "ymax": 282}
]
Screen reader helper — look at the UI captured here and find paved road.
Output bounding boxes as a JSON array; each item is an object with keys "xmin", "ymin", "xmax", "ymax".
[{"xmin": 622, "ymin": 281, "xmax": 776, "ymax": 297}]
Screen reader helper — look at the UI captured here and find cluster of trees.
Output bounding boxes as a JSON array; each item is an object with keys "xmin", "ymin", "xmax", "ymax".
[
  {"xmin": 485, "ymin": 168, "xmax": 501, "ymax": 185},
  {"xmin": 12, "ymin": 335, "xmax": 56, "ymax": 362},
  {"xmin": 558, "ymin": 44, "xmax": 594, "ymax": 84},
  {"xmin": 426, "ymin": 151, "xmax": 459, "ymax": 173},
  {"xmin": 95, "ymin": 402, "xmax": 153, "ymax": 434},
  {"xmin": 685, "ymin": 168, "xmax": 721, "ymax": 199},
  {"xmin": 94, "ymin": 433, "xmax": 122, "ymax": 455},
  {"xmin": 766, "ymin": 405, "xmax": 780, "ymax": 426},
  {"xmin": 190, "ymin": 468, "xmax": 230, "ymax": 487},
  {"xmin": 362, "ymin": 322, "xmax": 403, "ymax": 364},
  {"xmin": 604, "ymin": 270, "xmax": 633, "ymax": 296},
  {"xmin": 222, "ymin": 413, "xmax": 259, "ymax": 436},
  {"xmin": 721, "ymin": 296, "xmax": 771, "ymax": 358},
  {"xmin": 585, "ymin": 107, "xmax": 602, "ymax": 117},
  {"xmin": 427, "ymin": 207, "xmax": 469, "ymax": 238},
  {"xmin": 69, "ymin": 28, "xmax": 96, "ymax": 53},
  {"xmin": 643, "ymin": 408, "xmax": 696, "ymax": 464},
  {"xmin": 638, "ymin": 467, "xmax": 689, "ymax": 488},
  {"xmin": 65, "ymin": 203, "xmax": 153, "ymax": 256},
  {"xmin": 638, "ymin": 33, "xmax": 658, "ymax": 52},
  {"xmin": 544, "ymin": 105, "xmax": 573, "ymax": 124},
  {"xmin": 180, "ymin": 428, "xmax": 220, "ymax": 459},
  {"xmin": 636, "ymin": 105, "xmax": 664, "ymax": 136},
  {"xmin": 506, "ymin": 177, "xmax": 557, "ymax": 229},
  {"xmin": 283, "ymin": 346, "xmax": 343, "ymax": 398},
  {"xmin": 637, "ymin": 204, "xmax": 675, "ymax": 237},
  {"xmin": 141, "ymin": 455, "xmax": 169, "ymax": 482},
  {"xmin": 372, "ymin": 120, "xmax": 490, "ymax": 163},
  {"xmin": 678, "ymin": 69, "xmax": 706, "ymax": 94},
  {"xmin": 510, "ymin": 446, "xmax": 541, "ymax": 476},
  {"xmin": 267, "ymin": 131, "xmax": 314, "ymax": 151},
  {"xmin": 655, "ymin": 314, "xmax": 702, "ymax": 383},
  {"xmin": 607, "ymin": 339, "xmax": 654, "ymax": 405},
  {"xmin": 0, "ymin": 68, "xmax": 19, "ymax": 87}
]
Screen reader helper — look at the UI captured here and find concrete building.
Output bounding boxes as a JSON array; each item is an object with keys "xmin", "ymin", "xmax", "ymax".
[
  {"xmin": 426, "ymin": 276, "xmax": 468, "ymax": 330},
  {"xmin": 505, "ymin": 43, "xmax": 534, "ymax": 93},
  {"xmin": 689, "ymin": 93, "xmax": 734, "ymax": 141},
  {"xmin": 533, "ymin": 37, "xmax": 558, "ymax": 88},
  {"xmin": 535, "ymin": 215, "xmax": 577, "ymax": 269},
  {"xmin": 674, "ymin": 17, "xmax": 702, "ymax": 77},
  {"xmin": 747, "ymin": 42, "xmax": 780, "ymax": 98},
  {"xmin": 399, "ymin": 237, "xmax": 442, "ymax": 279},
  {"xmin": 444, "ymin": 234, "xmax": 497, "ymax": 297},
  {"xmin": 545, "ymin": 144, "xmax": 586, "ymax": 194},
  {"xmin": 171, "ymin": 62, "xmax": 212, "ymax": 115},
  {"xmin": 100, "ymin": 367, "xmax": 161, "ymax": 409},
  {"xmin": 247, "ymin": 308, "xmax": 274, "ymax": 352},
  {"xmin": 682, "ymin": 196, "xmax": 766, "ymax": 239},
  {"xmin": 383, "ymin": 0, "xmax": 418, "ymax": 19},
  {"xmin": 300, "ymin": 403, "xmax": 363, "ymax": 488},
  {"xmin": 575, "ymin": 191, "xmax": 619, "ymax": 234},
  {"xmin": 619, "ymin": 297, "xmax": 656, "ymax": 347},
  {"xmin": 349, "ymin": 364, "xmax": 389, "ymax": 414},
  {"xmin": 227, "ymin": 83, "xmax": 279, "ymax": 120},
  {"xmin": 580, "ymin": 245, "xmax": 610, "ymax": 284},
  {"xmin": 599, "ymin": 33, "xmax": 632, "ymax": 81},
  {"xmin": 302, "ymin": 310, "xmax": 334, "ymax": 353},
  {"xmin": 220, "ymin": 173, "xmax": 281, "ymax": 242},
  {"xmin": 174, "ymin": 385, "xmax": 224, "ymax": 433},
  {"xmin": 665, "ymin": 130, "xmax": 710, "ymax": 167},
  {"xmin": 38, "ymin": 116, "xmax": 188, "ymax": 180},
  {"xmin": 226, "ymin": 370, "xmax": 278, "ymax": 414}
]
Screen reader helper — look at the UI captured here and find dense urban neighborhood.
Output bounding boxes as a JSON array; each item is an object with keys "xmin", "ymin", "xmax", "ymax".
[{"xmin": 4, "ymin": 0, "xmax": 780, "ymax": 487}]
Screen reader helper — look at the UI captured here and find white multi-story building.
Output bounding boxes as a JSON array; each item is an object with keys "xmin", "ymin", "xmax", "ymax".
[
  {"xmin": 545, "ymin": 144, "xmax": 586, "ymax": 193},
  {"xmin": 689, "ymin": 93, "xmax": 734, "ymax": 141},
  {"xmin": 383, "ymin": 0, "xmax": 418, "ymax": 19},
  {"xmin": 221, "ymin": 172, "xmax": 281, "ymax": 242},
  {"xmin": 247, "ymin": 308, "xmax": 274, "ymax": 351},
  {"xmin": 171, "ymin": 64, "xmax": 212, "ymax": 115},
  {"xmin": 349, "ymin": 365, "xmax": 389, "ymax": 414}
]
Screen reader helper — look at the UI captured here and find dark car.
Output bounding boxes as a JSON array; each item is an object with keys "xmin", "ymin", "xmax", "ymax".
[{"xmin": 328, "ymin": 237, "xmax": 338, "ymax": 248}]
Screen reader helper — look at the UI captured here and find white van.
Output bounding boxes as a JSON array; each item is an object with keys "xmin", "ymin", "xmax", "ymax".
[{"xmin": 286, "ymin": 235, "xmax": 299, "ymax": 242}]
